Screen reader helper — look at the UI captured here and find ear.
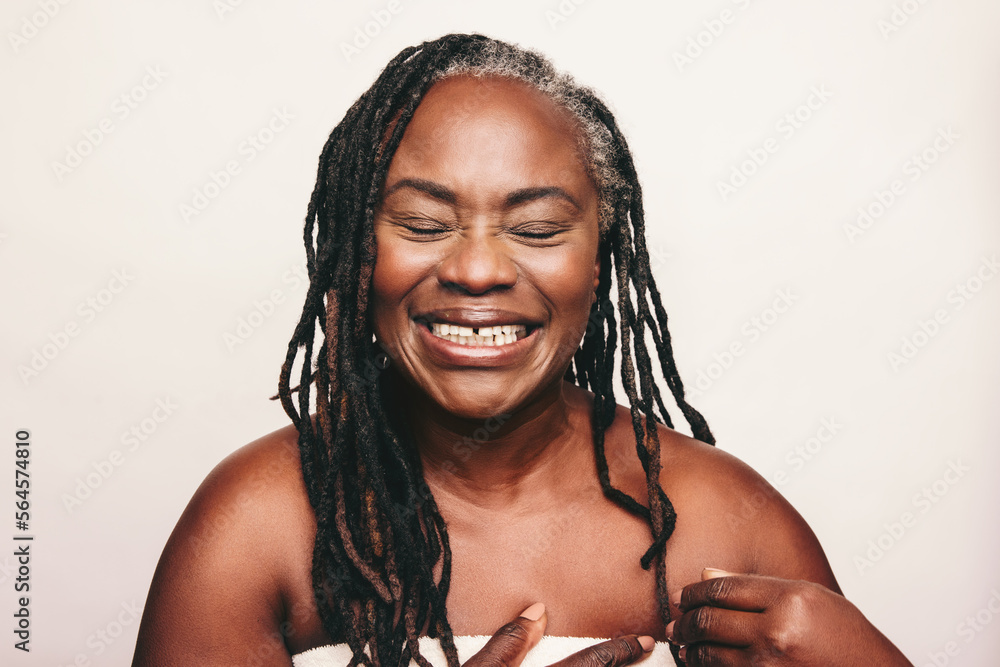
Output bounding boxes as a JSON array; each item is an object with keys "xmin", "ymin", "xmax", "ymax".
[{"xmin": 592, "ymin": 252, "xmax": 600, "ymax": 292}]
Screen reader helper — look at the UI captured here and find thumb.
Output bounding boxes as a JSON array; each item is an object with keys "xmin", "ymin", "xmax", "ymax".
[
  {"xmin": 464, "ymin": 603, "xmax": 547, "ymax": 667},
  {"xmin": 702, "ymin": 567, "xmax": 737, "ymax": 581}
]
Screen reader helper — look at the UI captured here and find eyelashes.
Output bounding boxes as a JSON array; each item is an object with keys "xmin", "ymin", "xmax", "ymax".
[{"xmin": 391, "ymin": 218, "xmax": 568, "ymax": 242}]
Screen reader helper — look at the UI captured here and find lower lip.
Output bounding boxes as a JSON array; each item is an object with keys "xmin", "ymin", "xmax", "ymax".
[{"xmin": 414, "ymin": 321, "xmax": 539, "ymax": 367}]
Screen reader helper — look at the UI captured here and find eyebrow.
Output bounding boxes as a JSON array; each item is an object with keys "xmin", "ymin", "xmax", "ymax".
[
  {"xmin": 383, "ymin": 178, "xmax": 456, "ymax": 204},
  {"xmin": 382, "ymin": 179, "xmax": 581, "ymax": 211},
  {"xmin": 504, "ymin": 186, "xmax": 581, "ymax": 211}
]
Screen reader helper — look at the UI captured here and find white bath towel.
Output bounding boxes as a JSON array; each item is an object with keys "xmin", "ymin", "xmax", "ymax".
[{"xmin": 292, "ymin": 635, "xmax": 676, "ymax": 666}]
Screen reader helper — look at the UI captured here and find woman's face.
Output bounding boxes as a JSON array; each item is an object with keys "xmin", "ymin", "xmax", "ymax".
[{"xmin": 371, "ymin": 75, "xmax": 601, "ymax": 420}]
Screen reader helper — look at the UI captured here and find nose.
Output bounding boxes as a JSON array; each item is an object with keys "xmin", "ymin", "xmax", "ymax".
[{"xmin": 437, "ymin": 230, "xmax": 517, "ymax": 295}]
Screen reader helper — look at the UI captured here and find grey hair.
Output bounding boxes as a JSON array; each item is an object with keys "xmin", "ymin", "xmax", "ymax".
[{"xmin": 431, "ymin": 40, "xmax": 629, "ymax": 235}]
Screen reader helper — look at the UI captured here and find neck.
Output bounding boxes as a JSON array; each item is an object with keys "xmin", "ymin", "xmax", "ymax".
[{"xmin": 388, "ymin": 375, "xmax": 593, "ymax": 509}]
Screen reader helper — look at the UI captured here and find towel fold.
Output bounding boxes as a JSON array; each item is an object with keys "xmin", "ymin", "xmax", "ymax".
[{"xmin": 292, "ymin": 635, "xmax": 676, "ymax": 666}]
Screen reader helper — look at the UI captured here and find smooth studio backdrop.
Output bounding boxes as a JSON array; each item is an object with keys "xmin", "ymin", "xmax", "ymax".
[{"xmin": 2, "ymin": 1, "xmax": 999, "ymax": 665}]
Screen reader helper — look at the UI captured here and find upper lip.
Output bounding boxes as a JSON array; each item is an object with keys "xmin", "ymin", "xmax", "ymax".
[{"xmin": 413, "ymin": 308, "xmax": 543, "ymax": 329}]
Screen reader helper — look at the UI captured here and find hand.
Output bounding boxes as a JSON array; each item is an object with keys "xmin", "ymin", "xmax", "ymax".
[
  {"xmin": 667, "ymin": 569, "xmax": 912, "ymax": 666},
  {"xmin": 464, "ymin": 602, "xmax": 655, "ymax": 667}
]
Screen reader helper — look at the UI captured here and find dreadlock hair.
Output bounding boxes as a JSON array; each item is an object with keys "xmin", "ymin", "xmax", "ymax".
[{"xmin": 275, "ymin": 33, "xmax": 715, "ymax": 667}]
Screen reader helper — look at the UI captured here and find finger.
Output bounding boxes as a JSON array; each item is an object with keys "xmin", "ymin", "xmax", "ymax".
[
  {"xmin": 668, "ymin": 606, "xmax": 757, "ymax": 647},
  {"xmin": 464, "ymin": 603, "xmax": 547, "ymax": 667},
  {"xmin": 680, "ymin": 643, "xmax": 754, "ymax": 667},
  {"xmin": 548, "ymin": 634, "xmax": 654, "ymax": 667},
  {"xmin": 668, "ymin": 569, "xmax": 739, "ymax": 614},
  {"xmin": 701, "ymin": 568, "xmax": 734, "ymax": 581},
  {"xmin": 675, "ymin": 567, "xmax": 736, "ymax": 620},
  {"xmin": 676, "ymin": 573, "xmax": 783, "ymax": 613}
]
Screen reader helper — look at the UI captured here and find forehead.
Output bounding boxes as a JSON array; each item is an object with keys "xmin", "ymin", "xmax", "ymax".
[
  {"xmin": 384, "ymin": 74, "xmax": 593, "ymax": 195},
  {"xmin": 412, "ymin": 74, "xmax": 580, "ymax": 136}
]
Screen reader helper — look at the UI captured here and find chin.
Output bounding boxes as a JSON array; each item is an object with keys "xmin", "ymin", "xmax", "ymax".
[
  {"xmin": 436, "ymin": 373, "xmax": 565, "ymax": 424},
  {"xmin": 432, "ymin": 386, "xmax": 524, "ymax": 421}
]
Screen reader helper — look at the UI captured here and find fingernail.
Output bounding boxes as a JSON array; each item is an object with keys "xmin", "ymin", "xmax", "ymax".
[
  {"xmin": 637, "ymin": 636, "xmax": 654, "ymax": 652},
  {"xmin": 665, "ymin": 621, "xmax": 675, "ymax": 643},
  {"xmin": 678, "ymin": 646, "xmax": 687, "ymax": 661},
  {"xmin": 519, "ymin": 602, "xmax": 545, "ymax": 621},
  {"xmin": 702, "ymin": 567, "xmax": 732, "ymax": 579},
  {"xmin": 669, "ymin": 589, "xmax": 681, "ymax": 607}
]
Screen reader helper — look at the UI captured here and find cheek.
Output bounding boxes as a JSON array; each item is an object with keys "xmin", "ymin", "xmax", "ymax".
[
  {"xmin": 526, "ymin": 243, "xmax": 598, "ymax": 328},
  {"xmin": 550, "ymin": 254, "xmax": 594, "ymax": 306},
  {"xmin": 371, "ymin": 236, "xmax": 423, "ymax": 342}
]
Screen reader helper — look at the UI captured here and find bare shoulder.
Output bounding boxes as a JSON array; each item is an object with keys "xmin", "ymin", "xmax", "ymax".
[
  {"xmin": 602, "ymin": 403, "xmax": 839, "ymax": 593},
  {"xmin": 133, "ymin": 423, "xmax": 319, "ymax": 666},
  {"xmin": 182, "ymin": 424, "xmax": 312, "ymax": 543},
  {"xmin": 157, "ymin": 423, "xmax": 313, "ymax": 572}
]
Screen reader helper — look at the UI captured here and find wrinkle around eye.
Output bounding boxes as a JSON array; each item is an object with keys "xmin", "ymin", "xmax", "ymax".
[
  {"xmin": 382, "ymin": 216, "xmax": 455, "ymax": 239},
  {"xmin": 503, "ymin": 220, "xmax": 574, "ymax": 244}
]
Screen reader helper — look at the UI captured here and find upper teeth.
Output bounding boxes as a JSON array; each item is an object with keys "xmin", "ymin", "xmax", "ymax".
[{"xmin": 429, "ymin": 323, "xmax": 528, "ymax": 346}]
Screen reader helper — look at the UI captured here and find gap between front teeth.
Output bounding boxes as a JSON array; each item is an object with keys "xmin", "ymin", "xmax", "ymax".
[{"xmin": 429, "ymin": 323, "xmax": 527, "ymax": 346}]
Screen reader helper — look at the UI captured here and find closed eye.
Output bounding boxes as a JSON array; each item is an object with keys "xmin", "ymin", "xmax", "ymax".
[
  {"xmin": 508, "ymin": 222, "xmax": 566, "ymax": 242},
  {"xmin": 405, "ymin": 225, "xmax": 446, "ymax": 235},
  {"xmin": 396, "ymin": 218, "xmax": 450, "ymax": 236},
  {"xmin": 516, "ymin": 229, "xmax": 558, "ymax": 239}
]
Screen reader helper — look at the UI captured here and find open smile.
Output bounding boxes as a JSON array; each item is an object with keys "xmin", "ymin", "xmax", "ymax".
[
  {"xmin": 411, "ymin": 311, "xmax": 542, "ymax": 365},
  {"xmin": 424, "ymin": 322, "xmax": 531, "ymax": 346}
]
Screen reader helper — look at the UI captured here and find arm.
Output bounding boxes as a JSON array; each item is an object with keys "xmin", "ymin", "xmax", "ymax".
[{"xmin": 132, "ymin": 435, "xmax": 305, "ymax": 666}]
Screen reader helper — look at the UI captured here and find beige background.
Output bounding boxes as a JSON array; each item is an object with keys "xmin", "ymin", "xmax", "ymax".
[{"xmin": 2, "ymin": 1, "xmax": 999, "ymax": 665}]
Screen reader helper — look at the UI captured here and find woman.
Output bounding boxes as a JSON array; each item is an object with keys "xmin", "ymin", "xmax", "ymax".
[{"xmin": 132, "ymin": 34, "xmax": 912, "ymax": 666}]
